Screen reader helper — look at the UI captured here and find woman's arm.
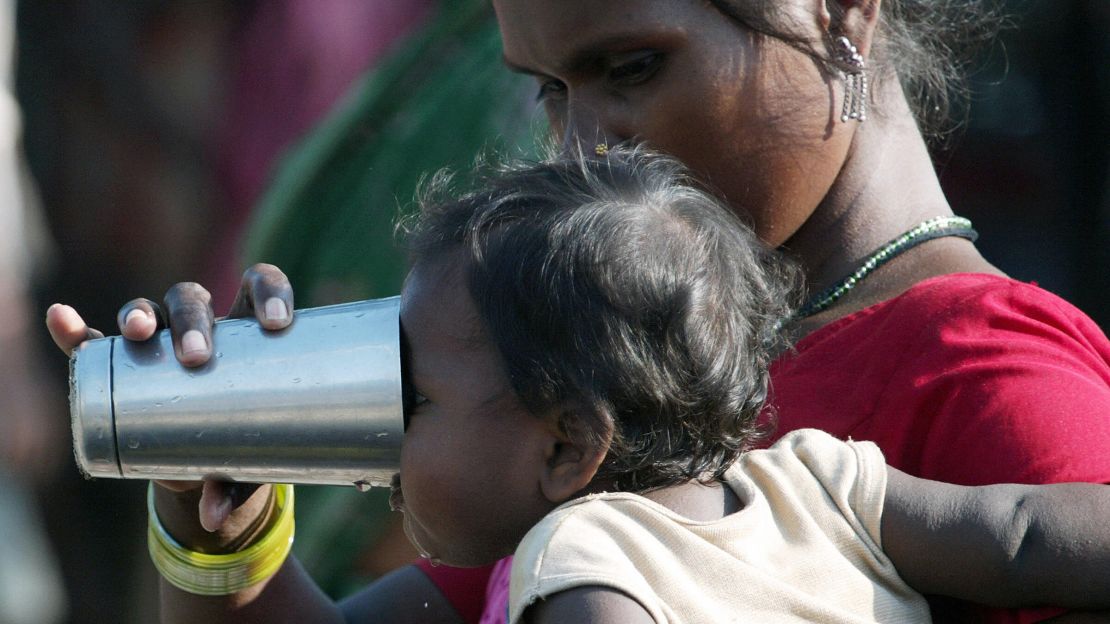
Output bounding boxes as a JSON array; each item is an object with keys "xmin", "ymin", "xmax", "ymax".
[
  {"xmin": 340, "ymin": 565, "xmax": 465, "ymax": 624},
  {"xmin": 156, "ymin": 559, "xmax": 465, "ymax": 624},
  {"xmin": 882, "ymin": 466, "xmax": 1110, "ymax": 608},
  {"xmin": 151, "ymin": 483, "xmax": 343, "ymax": 624},
  {"xmin": 152, "ymin": 483, "xmax": 464, "ymax": 624},
  {"xmin": 160, "ymin": 556, "xmax": 342, "ymax": 624},
  {"xmin": 159, "ymin": 557, "xmax": 463, "ymax": 624}
]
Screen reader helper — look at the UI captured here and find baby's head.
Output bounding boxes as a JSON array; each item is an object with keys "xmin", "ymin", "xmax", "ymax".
[{"xmin": 391, "ymin": 147, "xmax": 797, "ymax": 566}]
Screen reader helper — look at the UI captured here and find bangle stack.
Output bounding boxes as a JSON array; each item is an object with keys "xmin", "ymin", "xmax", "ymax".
[{"xmin": 147, "ymin": 483, "xmax": 295, "ymax": 596}]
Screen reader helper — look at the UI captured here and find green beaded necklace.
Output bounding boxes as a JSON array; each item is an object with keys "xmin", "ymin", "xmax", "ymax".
[{"xmin": 794, "ymin": 215, "xmax": 978, "ymax": 321}]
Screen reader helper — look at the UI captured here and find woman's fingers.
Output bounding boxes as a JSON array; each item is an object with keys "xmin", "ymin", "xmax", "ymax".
[
  {"xmin": 154, "ymin": 480, "xmax": 266, "ymax": 535},
  {"xmin": 199, "ymin": 480, "xmax": 234, "ymax": 532},
  {"xmin": 227, "ymin": 263, "xmax": 294, "ymax": 330},
  {"xmin": 153, "ymin": 480, "xmax": 235, "ymax": 533},
  {"xmin": 45, "ymin": 303, "xmax": 105, "ymax": 356},
  {"xmin": 198, "ymin": 481, "xmax": 265, "ymax": 533},
  {"xmin": 116, "ymin": 298, "xmax": 164, "ymax": 341},
  {"xmin": 164, "ymin": 282, "xmax": 215, "ymax": 367}
]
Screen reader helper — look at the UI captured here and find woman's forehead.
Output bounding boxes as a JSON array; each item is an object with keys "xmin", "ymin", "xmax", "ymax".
[{"xmin": 494, "ymin": 0, "xmax": 709, "ymax": 65}]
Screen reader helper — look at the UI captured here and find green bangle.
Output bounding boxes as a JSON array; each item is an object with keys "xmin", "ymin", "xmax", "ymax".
[{"xmin": 147, "ymin": 483, "xmax": 295, "ymax": 596}]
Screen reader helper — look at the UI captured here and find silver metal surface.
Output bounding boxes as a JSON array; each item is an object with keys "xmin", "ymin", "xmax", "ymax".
[
  {"xmin": 70, "ymin": 336, "xmax": 120, "ymax": 478},
  {"xmin": 70, "ymin": 297, "xmax": 404, "ymax": 487}
]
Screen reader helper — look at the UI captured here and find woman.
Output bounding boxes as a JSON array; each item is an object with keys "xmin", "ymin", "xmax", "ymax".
[{"xmin": 47, "ymin": 1, "xmax": 1110, "ymax": 622}]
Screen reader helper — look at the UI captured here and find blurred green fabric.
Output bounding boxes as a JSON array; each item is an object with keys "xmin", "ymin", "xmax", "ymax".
[{"xmin": 241, "ymin": 1, "xmax": 542, "ymax": 599}]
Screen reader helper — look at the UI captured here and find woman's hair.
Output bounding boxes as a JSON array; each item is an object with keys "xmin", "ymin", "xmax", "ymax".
[
  {"xmin": 707, "ymin": 0, "xmax": 1007, "ymax": 142},
  {"xmin": 404, "ymin": 147, "xmax": 800, "ymax": 491}
]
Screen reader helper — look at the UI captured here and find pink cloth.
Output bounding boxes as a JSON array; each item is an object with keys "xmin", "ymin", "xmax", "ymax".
[{"xmin": 479, "ymin": 557, "xmax": 512, "ymax": 624}]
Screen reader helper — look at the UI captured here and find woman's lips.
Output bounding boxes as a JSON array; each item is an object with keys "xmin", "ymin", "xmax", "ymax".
[{"xmin": 389, "ymin": 472, "xmax": 405, "ymax": 511}]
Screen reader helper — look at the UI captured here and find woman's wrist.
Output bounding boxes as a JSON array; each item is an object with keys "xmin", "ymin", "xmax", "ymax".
[
  {"xmin": 152, "ymin": 483, "xmax": 274, "ymax": 553},
  {"xmin": 148, "ymin": 482, "xmax": 295, "ymax": 596}
]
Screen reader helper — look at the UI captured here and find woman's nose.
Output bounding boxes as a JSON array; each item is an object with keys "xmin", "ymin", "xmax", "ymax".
[{"xmin": 559, "ymin": 99, "xmax": 620, "ymax": 155}]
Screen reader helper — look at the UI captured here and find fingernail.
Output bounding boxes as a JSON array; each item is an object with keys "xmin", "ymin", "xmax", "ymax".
[
  {"xmin": 181, "ymin": 329, "xmax": 208, "ymax": 356},
  {"xmin": 124, "ymin": 308, "xmax": 147, "ymax": 328},
  {"xmin": 264, "ymin": 297, "xmax": 288, "ymax": 322}
]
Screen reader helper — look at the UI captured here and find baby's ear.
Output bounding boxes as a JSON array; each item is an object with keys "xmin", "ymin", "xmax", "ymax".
[{"xmin": 539, "ymin": 409, "xmax": 612, "ymax": 504}]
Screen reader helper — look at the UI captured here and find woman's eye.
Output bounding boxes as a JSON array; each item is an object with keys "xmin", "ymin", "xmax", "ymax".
[
  {"xmin": 535, "ymin": 78, "xmax": 566, "ymax": 102},
  {"xmin": 608, "ymin": 52, "xmax": 663, "ymax": 86}
]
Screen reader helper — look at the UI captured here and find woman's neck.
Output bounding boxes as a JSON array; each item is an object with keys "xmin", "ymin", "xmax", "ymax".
[{"xmin": 783, "ymin": 82, "xmax": 1002, "ymax": 330}]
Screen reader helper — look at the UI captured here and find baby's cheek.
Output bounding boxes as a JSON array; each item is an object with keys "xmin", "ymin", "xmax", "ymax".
[{"xmin": 397, "ymin": 438, "xmax": 447, "ymax": 515}]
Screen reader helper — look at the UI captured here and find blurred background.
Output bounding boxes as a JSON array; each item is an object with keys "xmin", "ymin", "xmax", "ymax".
[{"xmin": 0, "ymin": 1, "xmax": 1106, "ymax": 622}]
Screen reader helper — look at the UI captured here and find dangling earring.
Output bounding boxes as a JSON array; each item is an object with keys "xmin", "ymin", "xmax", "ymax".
[{"xmin": 833, "ymin": 36, "xmax": 867, "ymax": 123}]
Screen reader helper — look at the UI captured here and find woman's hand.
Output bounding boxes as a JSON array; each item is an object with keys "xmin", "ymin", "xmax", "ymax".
[
  {"xmin": 45, "ymin": 263, "xmax": 295, "ymax": 539},
  {"xmin": 47, "ymin": 263, "xmax": 294, "ymax": 360}
]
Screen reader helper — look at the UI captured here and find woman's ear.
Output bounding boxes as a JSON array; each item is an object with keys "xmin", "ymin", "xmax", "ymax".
[
  {"xmin": 820, "ymin": 0, "xmax": 881, "ymax": 57},
  {"xmin": 538, "ymin": 410, "xmax": 612, "ymax": 505}
]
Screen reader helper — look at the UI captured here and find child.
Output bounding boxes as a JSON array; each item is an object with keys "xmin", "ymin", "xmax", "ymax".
[{"xmin": 390, "ymin": 146, "xmax": 1110, "ymax": 623}]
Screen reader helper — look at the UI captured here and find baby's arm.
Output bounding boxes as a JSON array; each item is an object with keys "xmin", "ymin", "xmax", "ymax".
[
  {"xmin": 523, "ymin": 587, "xmax": 654, "ymax": 624},
  {"xmin": 882, "ymin": 467, "xmax": 1110, "ymax": 608}
]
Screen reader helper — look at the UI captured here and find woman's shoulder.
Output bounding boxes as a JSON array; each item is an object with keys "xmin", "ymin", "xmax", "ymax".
[
  {"xmin": 892, "ymin": 272, "xmax": 1096, "ymax": 320},
  {"xmin": 770, "ymin": 273, "xmax": 1110, "ymax": 485},
  {"xmin": 794, "ymin": 272, "xmax": 1107, "ymax": 355},
  {"xmin": 778, "ymin": 273, "xmax": 1110, "ymax": 407}
]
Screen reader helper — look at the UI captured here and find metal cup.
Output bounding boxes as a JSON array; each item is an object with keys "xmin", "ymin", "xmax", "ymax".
[{"xmin": 70, "ymin": 297, "xmax": 403, "ymax": 489}]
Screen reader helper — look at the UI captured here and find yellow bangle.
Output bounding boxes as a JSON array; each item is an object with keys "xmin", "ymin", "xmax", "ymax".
[{"xmin": 147, "ymin": 483, "xmax": 295, "ymax": 596}]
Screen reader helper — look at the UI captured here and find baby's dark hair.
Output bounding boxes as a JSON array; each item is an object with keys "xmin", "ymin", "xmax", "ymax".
[{"xmin": 404, "ymin": 147, "xmax": 799, "ymax": 491}]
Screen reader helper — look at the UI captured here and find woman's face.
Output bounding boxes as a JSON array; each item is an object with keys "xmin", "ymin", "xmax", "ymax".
[
  {"xmin": 391, "ymin": 260, "xmax": 559, "ymax": 567},
  {"xmin": 493, "ymin": 0, "xmax": 852, "ymax": 246}
]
